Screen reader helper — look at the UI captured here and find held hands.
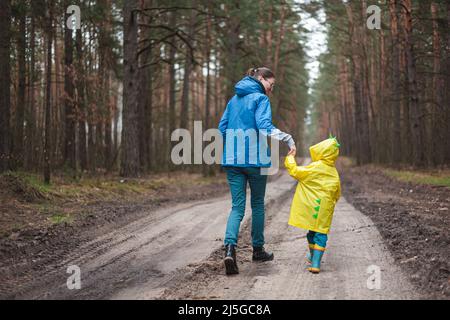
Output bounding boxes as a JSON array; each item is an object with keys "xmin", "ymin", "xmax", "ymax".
[{"xmin": 287, "ymin": 146, "xmax": 296, "ymax": 157}]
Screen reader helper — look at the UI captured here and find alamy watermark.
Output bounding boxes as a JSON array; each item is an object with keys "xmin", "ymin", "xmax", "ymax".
[
  {"xmin": 66, "ymin": 265, "xmax": 81, "ymax": 290},
  {"xmin": 367, "ymin": 5, "xmax": 381, "ymax": 30},
  {"xmin": 66, "ymin": 5, "xmax": 81, "ymax": 30}
]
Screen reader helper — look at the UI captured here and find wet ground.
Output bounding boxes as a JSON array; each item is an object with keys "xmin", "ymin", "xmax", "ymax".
[
  {"xmin": 0, "ymin": 162, "xmax": 448, "ymax": 299},
  {"xmin": 339, "ymin": 164, "xmax": 450, "ymax": 299}
]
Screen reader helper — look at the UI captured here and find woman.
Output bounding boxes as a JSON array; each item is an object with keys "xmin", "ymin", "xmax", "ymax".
[{"xmin": 218, "ymin": 67, "xmax": 296, "ymax": 275}]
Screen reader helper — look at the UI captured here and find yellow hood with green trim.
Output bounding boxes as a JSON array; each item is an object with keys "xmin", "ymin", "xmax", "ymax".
[{"xmin": 310, "ymin": 138, "xmax": 340, "ymax": 166}]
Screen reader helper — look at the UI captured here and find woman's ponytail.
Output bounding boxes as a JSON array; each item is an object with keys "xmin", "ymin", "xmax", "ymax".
[
  {"xmin": 245, "ymin": 67, "xmax": 275, "ymax": 79},
  {"xmin": 246, "ymin": 68, "xmax": 258, "ymax": 77}
]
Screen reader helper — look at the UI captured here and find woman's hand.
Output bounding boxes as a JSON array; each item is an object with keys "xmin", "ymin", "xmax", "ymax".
[{"xmin": 288, "ymin": 146, "xmax": 296, "ymax": 157}]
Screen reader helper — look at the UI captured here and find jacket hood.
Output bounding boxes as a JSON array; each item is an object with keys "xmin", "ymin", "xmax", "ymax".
[
  {"xmin": 235, "ymin": 76, "xmax": 266, "ymax": 97},
  {"xmin": 309, "ymin": 137, "xmax": 340, "ymax": 166}
]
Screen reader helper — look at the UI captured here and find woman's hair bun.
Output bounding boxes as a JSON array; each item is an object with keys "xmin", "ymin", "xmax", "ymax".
[
  {"xmin": 246, "ymin": 68, "xmax": 257, "ymax": 77},
  {"xmin": 245, "ymin": 67, "xmax": 274, "ymax": 79}
]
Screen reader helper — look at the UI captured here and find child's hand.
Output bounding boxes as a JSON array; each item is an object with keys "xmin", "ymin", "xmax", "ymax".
[{"xmin": 288, "ymin": 146, "xmax": 296, "ymax": 157}]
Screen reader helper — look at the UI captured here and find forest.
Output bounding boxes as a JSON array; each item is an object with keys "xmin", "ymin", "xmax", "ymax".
[
  {"xmin": 0, "ymin": 0, "xmax": 450, "ymax": 301},
  {"xmin": 0, "ymin": 0, "xmax": 309, "ymax": 181},
  {"xmin": 0, "ymin": 0, "xmax": 448, "ymax": 182},
  {"xmin": 313, "ymin": 0, "xmax": 450, "ymax": 167}
]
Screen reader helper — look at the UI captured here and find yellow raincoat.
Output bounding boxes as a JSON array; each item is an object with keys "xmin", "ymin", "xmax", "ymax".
[{"xmin": 285, "ymin": 138, "xmax": 341, "ymax": 234}]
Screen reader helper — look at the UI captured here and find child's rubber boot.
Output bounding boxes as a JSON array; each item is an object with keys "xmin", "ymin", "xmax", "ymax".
[
  {"xmin": 306, "ymin": 243, "xmax": 314, "ymax": 264},
  {"xmin": 308, "ymin": 244, "xmax": 325, "ymax": 274}
]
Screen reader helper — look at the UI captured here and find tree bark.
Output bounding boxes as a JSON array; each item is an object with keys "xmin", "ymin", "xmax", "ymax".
[
  {"xmin": 26, "ymin": 14, "xmax": 36, "ymax": 170},
  {"xmin": 403, "ymin": 0, "xmax": 424, "ymax": 167},
  {"xmin": 431, "ymin": 2, "xmax": 443, "ymax": 166},
  {"xmin": 14, "ymin": 2, "xmax": 27, "ymax": 168},
  {"xmin": 168, "ymin": 11, "xmax": 177, "ymax": 134},
  {"xmin": 180, "ymin": 2, "xmax": 197, "ymax": 131},
  {"xmin": 137, "ymin": 0, "xmax": 154, "ymax": 172},
  {"xmin": 204, "ymin": 5, "xmax": 215, "ymax": 176},
  {"xmin": 346, "ymin": 3, "xmax": 370, "ymax": 165},
  {"xmin": 446, "ymin": 1, "xmax": 450, "ymax": 163},
  {"xmin": 76, "ymin": 29, "xmax": 88, "ymax": 171},
  {"xmin": 0, "ymin": 0, "xmax": 12, "ymax": 172},
  {"xmin": 389, "ymin": 0, "xmax": 401, "ymax": 165},
  {"xmin": 44, "ymin": 1, "xmax": 53, "ymax": 184},
  {"xmin": 64, "ymin": 0, "xmax": 76, "ymax": 170},
  {"xmin": 120, "ymin": 0, "xmax": 140, "ymax": 177},
  {"xmin": 273, "ymin": 4, "xmax": 286, "ymax": 76}
]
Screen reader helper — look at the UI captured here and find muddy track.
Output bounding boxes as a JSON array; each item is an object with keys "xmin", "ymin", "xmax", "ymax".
[
  {"xmin": 160, "ymin": 185, "xmax": 421, "ymax": 300},
  {"xmin": 5, "ymin": 170, "xmax": 291, "ymax": 299},
  {"xmin": 3, "ymin": 164, "xmax": 426, "ymax": 300},
  {"xmin": 339, "ymin": 165, "xmax": 450, "ymax": 299}
]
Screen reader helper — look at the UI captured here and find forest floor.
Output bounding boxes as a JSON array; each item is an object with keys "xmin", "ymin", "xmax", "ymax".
[
  {"xmin": 0, "ymin": 169, "xmax": 229, "ymax": 298},
  {"xmin": 159, "ymin": 160, "xmax": 449, "ymax": 300},
  {"xmin": 0, "ymin": 160, "xmax": 448, "ymax": 299},
  {"xmin": 337, "ymin": 160, "xmax": 450, "ymax": 299}
]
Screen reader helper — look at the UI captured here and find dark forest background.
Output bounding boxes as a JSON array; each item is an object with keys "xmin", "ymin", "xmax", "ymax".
[{"xmin": 0, "ymin": 0, "xmax": 448, "ymax": 183}]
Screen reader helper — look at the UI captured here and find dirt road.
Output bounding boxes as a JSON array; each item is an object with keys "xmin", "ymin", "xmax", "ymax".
[
  {"xmin": 12, "ymin": 168, "xmax": 420, "ymax": 300},
  {"xmin": 161, "ymin": 197, "xmax": 419, "ymax": 299}
]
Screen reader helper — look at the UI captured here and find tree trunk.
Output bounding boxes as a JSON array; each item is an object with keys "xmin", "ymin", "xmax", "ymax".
[
  {"xmin": 0, "ymin": 0, "xmax": 11, "ymax": 172},
  {"xmin": 76, "ymin": 29, "xmax": 88, "ymax": 171},
  {"xmin": 379, "ymin": 29, "xmax": 388, "ymax": 163},
  {"xmin": 44, "ymin": 1, "xmax": 53, "ymax": 184},
  {"xmin": 346, "ymin": 3, "xmax": 370, "ymax": 165},
  {"xmin": 26, "ymin": 14, "xmax": 36, "ymax": 170},
  {"xmin": 137, "ymin": 52, "xmax": 148, "ymax": 171},
  {"xmin": 120, "ymin": 0, "xmax": 140, "ymax": 177},
  {"xmin": 64, "ymin": 0, "xmax": 76, "ymax": 170},
  {"xmin": 180, "ymin": 3, "xmax": 196, "ymax": 131},
  {"xmin": 431, "ymin": 2, "xmax": 443, "ymax": 166},
  {"xmin": 360, "ymin": 0, "xmax": 373, "ymax": 164},
  {"xmin": 168, "ymin": 11, "xmax": 177, "ymax": 134},
  {"xmin": 14, "ymin": 2, "xmax": 27, "ymax": 168},
  {"xmin": 446, "ymin": 1, "xmax": 450, "ymax": 163},
  {"xmin": 104, "ymin": 78, "xmax": 113, "ymax": 170},
  {"xmin": 389, "ymin": 0, "xmax": 401, "ymax": 165},
  {"xmin": 273, "ymin": 4, "xmax": 286, "ymax": 76},
  {"xmin": 53, "ymin": 25, "xmax": 62, "ymax": 167},
  {"xmin": 113, "ymin": 92, "xmax": 119, "ymax": 165},
  {"xmin": 203, "ymin": 6, "xmax": 215, "ymax": 177},
  {"xmin": 224, "ymin": 1, "xmax": 241, "ymax": 101},
  {"xmin": 403, "ymin": 0, "xmax": 424, "ymax": 167},
  {"xmin": 98, "ymin": 0, "xmax": 114, "ymax": 171}
]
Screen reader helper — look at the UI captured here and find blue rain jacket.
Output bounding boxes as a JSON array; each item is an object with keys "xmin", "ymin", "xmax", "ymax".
[{"xmin": 218, "ymin": 76, "xmax": 295, "ymax": 167}]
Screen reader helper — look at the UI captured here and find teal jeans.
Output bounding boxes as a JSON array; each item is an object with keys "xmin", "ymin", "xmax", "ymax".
[{"xmin": 224, "ymin": 167, "xmax": 268, "ymax": 248}]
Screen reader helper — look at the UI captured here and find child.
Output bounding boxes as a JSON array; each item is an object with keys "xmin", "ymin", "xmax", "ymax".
[{"xmin": 284, "ymin": 136, "xmax": 341, "ymax": 274}]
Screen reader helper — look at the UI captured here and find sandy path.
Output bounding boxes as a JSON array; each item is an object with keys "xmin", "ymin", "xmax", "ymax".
[
  {"xmin": 17, "ymin": 166, "xmax": 420, "ymax": 300},
  {"xmin": 18, "ymin": 171, "xmax": 293, "ymax": 299},
  {"xmin": 192, "ymin": 196, "xmax": 420, "ymax": 299}
]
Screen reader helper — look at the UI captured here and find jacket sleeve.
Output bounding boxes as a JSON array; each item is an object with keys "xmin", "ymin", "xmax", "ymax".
[
  {"xmin": 255, "ymin": 95, "xmax": 295, "ymax": 148},
  {"xmin": 284, "ymin": 155, "xmax": 310, "ymax": 181},
  {"xmin": 218, "ymin": 102, "xmax": 230, "ymax": 136}
]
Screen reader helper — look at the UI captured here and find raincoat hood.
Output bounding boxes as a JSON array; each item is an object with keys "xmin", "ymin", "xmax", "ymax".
[
  {"xmin": 309, "ymin": 137, "xmax": 340, "ymax": 166},
  {"xmin": 235, "ymin": 76, "xmax": 266, "ymax": 97}
]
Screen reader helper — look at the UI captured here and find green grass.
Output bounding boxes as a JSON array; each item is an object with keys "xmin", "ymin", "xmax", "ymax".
[
  {"xmin": 2, "ymin": 170, "xmax": 227, "ymax": 205},
  {"xmin": 48, "ymin": 213, "xmax": 74, "ymax": 225},
  {"xmin": 2, "ymin": 170, "xmax": 53, "ymax": 193},
  {"xmin": 384, "ymin": 169, "xmax": 450, "ymax": 187}
]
